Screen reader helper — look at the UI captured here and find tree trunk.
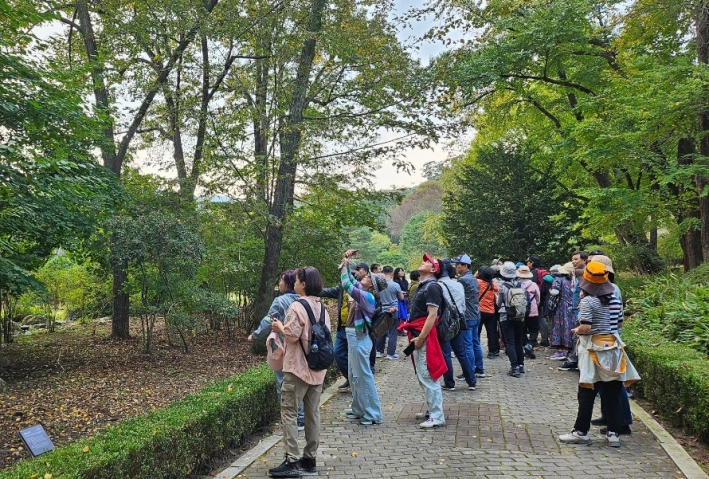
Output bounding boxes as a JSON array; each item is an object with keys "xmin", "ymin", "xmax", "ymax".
[
  {"xmin": 251, "ymin": 0, "xmax": 328, "ymax": 328},
  {"xmin": 671, "ymin": 138, "xmax": 704, "ymax": 270},
  {"xmin": 697, "ymin": 1, "xmax": 709, "ymax": 262}
]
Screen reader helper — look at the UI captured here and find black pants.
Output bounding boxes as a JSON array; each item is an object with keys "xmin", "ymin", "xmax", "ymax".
[
  {"xmin": 480, "ymin": 312, "xmax": 499, "ymax": 354},
  {"xmin": 525, "ymin": 315, "xmax": 539, "ymax": 345},
  {"xmin": 573, "ymin": 381, "xmax": 623, "ymax": 435},
  {"xmin": 500, "ymin": 320, "xmax": 525, "ymax": 368}
]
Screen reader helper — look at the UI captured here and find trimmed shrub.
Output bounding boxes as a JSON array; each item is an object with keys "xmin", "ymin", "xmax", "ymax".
[
  {"xmin": 624, "ymin": 320, "xmax": 709, "ymax": 442},
  {"xmin": 0, "ymin": 365, "xmax": 279, "ymax": 479}
]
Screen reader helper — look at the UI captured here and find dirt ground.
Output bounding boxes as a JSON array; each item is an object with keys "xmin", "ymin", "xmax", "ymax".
[
  {"xmin": 1, "ymin": 320, "xmax": 708, "ymax": 476},
  {"xmin": 0, "ymin": 320, "xmax": 263, "ymax": 471}
]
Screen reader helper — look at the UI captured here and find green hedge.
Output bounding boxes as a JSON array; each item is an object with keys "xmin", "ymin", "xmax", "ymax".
[
  {"xmin": 624, "ymin": 319, "xmax": 709, "ymax": 442},
  {"xmin": 0, "ymin": 365, "xmax": 279, "ymax": 479}
]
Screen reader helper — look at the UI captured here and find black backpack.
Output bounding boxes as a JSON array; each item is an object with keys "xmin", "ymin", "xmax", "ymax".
[
  {"xmin": 368, "ymin": 300, "xmax": 395, "ymax": 339},
  {"xmin": 421, "ymin": 282, "xmax": 458, "ymax": 343},
  {"xmin": 440, "ymin": 281, "xmax": 466, "ymax": 335},
  {"xmin": 298, "ymin": 299, "xmax": 334, "ymax": 371}
]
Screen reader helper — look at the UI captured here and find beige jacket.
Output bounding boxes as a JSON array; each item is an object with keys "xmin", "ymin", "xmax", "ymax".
[{"xmin": 282, "ymin": 296, "xmax": 328, "ymax": 385}]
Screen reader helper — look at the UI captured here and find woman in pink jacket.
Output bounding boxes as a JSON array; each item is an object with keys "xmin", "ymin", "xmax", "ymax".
[{"xmin": 516, "ymin": 266, "xmax": 540, "ymax": 359}]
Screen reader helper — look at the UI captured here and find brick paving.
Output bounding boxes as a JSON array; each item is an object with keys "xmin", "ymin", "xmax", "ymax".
[{"xmin": 233, "ymin": 335, "xmax": 687, "ymax": 478}]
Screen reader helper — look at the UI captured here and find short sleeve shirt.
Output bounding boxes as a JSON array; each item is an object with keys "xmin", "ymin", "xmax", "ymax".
[{"xmin": 410, "ymin": 277, "xmax": 443, "ymax": 319}]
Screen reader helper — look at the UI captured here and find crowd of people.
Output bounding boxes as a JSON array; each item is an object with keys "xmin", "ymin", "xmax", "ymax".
[{"xmin": 249, "ymin": 248, "xmax": 641, "ymax": 478}]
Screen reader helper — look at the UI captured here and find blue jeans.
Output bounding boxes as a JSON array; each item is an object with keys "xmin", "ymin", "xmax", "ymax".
[
  {"xmin": 413, "ymin": 342, "xmax": 444, "ymax": 422},
  {"xmin": 346, "ymin": 328, "xmax": 382, "ymax": 423},
  {"xmin": 467, "ymin": 319, "xmax": 485, "ymax": 373},
  {"xmin": 334, "ymin": 327, "xmax": 349, "ymax": 379},
  {"xmin": 441, "ymin": 331, "xmax": 476, "ymax": 388}
]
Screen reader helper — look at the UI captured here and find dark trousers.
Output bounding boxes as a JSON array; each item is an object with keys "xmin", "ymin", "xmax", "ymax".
[
  {"xmin": 600, "ymin": 385, "xmax": 633, "ymax": 426},
  {"xmin": 480, "ymin": 311, "xmax": 499, "ymax": 354},
  {"xmin": 573, "ymin": 381, "xmax": 623, "ymax": 435},
  {"xmin": 500, "ymin": 320, "xmax": 525, "ymax": 368},
  {"xmin": 375, "ymin": 313, "xmax": 399, "ymax": 356},
  {"xmin": 334, "ymin": 327, "xmax": 348, "ymax": 378},
  {"xmin": 525, "ymin": 315, "xmax": 539, "ymax": 345},
  {"xmin": 369, "ymin": 341, "xmax": 376, "ymax": 371}
]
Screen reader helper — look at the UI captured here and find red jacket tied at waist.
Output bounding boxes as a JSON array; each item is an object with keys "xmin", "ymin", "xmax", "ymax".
[{"xmin": 398, "ymin": 316, "xmax": 448, "ymax": 381}]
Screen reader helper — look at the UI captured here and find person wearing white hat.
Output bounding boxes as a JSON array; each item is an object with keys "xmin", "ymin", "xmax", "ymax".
[{"xmin": 496, "ymin": 261, "xmax": 527, "ymax": 377}]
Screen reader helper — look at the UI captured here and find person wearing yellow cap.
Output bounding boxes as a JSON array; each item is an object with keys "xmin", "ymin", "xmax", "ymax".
[{"xmin": 558, "ymin": 262, "xmax": 640, "ymax": 448}]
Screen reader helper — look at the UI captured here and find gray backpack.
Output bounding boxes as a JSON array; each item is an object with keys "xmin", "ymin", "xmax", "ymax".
[{"xmin": 504, "ymin": 281, "xmax": 527, "ymax": 320}]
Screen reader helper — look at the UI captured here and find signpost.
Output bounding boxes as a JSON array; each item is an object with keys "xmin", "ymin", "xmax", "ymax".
[{"xmin": 18, "ymin": 425, "xmax": 55, "ymax": 457}]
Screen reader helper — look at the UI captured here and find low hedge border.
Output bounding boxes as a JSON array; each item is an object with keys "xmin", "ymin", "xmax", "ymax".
[
  {"xmin": 624, "ymin": 319, "xmax": 709, "ymax": 442},
  {"xmin": 0, "ymin": 364, "xmax": 279, "ymax": 479}
]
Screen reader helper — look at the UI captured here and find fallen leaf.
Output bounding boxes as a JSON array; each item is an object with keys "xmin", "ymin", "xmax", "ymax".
[
  {"xmin": 351, "ymin": 451, "xmax": 358, "ymax": 457},
  {"xmin": 82, "ymin": 446, "xmax": 89, "ymax": 453}
]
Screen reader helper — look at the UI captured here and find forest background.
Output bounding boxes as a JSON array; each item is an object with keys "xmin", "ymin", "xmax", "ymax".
[{"xmin": 2, "ymin": 0, "xmax": 709, "ymax": 383}]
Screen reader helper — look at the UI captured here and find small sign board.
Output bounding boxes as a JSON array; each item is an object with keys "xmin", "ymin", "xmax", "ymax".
[{"xmin": 18, "ymin": 424, "xmax": 55, "ymax": 457}]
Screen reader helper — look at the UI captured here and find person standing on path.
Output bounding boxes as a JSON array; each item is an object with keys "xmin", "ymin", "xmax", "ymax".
[
  {"xmin": 455, "ymin": 254, "xmax": 486, "ymax": 377},
  {"xmin": 516, "ymin": 265, "xmax": 540, "ymax": 360},
  {"xmin": 496, "ymin": 261, "xmax": 526, "ymax": 377},
  {"xmin": 476, "ymin": 265, "xmax": 500, "ymax": 359},
  {"xmin": 268, "ymin": 267, "xmax": 328, "ymax": 478},
  {"xmin": 340, "ymin": 250, "xmax": 385, "ymax": 426},
  {"xmin": 375, "ymin": 265, "xmax": 404, "ymax": 360},
  {"xmin": 438, "ymin": 259, "xmax": 476, "ymax": 391},
  {"xmin": 398, "ymin": 253, "xmax": 448, "ymax": 428}
]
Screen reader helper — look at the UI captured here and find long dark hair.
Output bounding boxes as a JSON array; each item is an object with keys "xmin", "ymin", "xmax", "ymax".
[{"xmin": 295, "ymin": 266, "xmax": 323, "ymax": 296}]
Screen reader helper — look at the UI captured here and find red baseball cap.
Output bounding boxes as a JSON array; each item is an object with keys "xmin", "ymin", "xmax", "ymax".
[{"xmin": 423, "ymin": 253, "xmax": 441, "ymax": 275}]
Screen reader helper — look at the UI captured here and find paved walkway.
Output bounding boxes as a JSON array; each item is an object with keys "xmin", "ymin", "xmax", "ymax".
[{"xmin": 221, "ymin": 335, "xmax": 705, "ymax": 478}]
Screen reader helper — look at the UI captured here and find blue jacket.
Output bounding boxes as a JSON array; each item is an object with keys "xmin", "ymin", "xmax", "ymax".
[{"xmin": 457, "ymin": 271, "xmax": 481, "ymax": 322}]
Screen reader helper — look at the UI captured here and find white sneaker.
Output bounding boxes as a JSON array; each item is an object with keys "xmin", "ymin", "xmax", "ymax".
[
  {"xmin": 415, "ymin": 410, "xmax": 430, "ymax": 419},
  {"xmin": 559, "ymin": 429, "xmax": 591, "ymax": 444},
  {"xmin": 375, "ymin": 352, "xmax": 384, "ymax": 358},
  {"xmin": 387, "ymin": 354, "xmax": 400, "ymax": 360},
  {"xmin": 419, "ymin": 417, "xmax": 445, "ymax": 428},
  {"xmin": 607, "ymin": 432, "xmax": 620, "ymax": 447}
]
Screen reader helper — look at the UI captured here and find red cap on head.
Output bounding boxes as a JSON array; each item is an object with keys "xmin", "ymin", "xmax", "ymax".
[{"xmin": 423, "ymin": 253, "xmax": 441, "ymax": 275}]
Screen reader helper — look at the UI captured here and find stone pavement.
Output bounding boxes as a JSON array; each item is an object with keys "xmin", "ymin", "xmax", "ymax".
[{"xmin": 224, "ymin": 335, "xmax": 702, "ymax": 478}]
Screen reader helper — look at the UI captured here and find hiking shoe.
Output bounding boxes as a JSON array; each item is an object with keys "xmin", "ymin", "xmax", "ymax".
[
  {"xmin": 269, "ymin": 459, "xmax": 302, "ymax": 477},
  {"xmin": 441, "ymin": 385, "xmax": 456, "ymax": 391},
  {"xmin": 607, "ymin": 432, "xmax": 620, "ymax": 447},
  {"xmin": 468, "ymin": 384, "xmax": 477, "ymax": 391},
  {"xmin": 550, "ymin": 351, "xmax": 567, "ymax": 360},
  {"xmin": 415, "ymin": 410, "xmax": 430, "ymax": 420},
  {"xmin": 557, "ymin": 362, "xmax": 579, "ymax": 371},
  {"xmin": 375, "ymin": 351, "xmax": 384, "ymax": 358},
  {"xmin": 344, "ymin": 409, "xmax": 361, "ymax": 420},
  {"xmin": 523, "ymin": 344, "xmax": 536, "ymax": 359},
  {"xmin": 297, "ymin": 419, "xmax": 305, "ymax": 431},
  {"xmin": 298, "ymin": 457, "xmax": 317, "ymax": 475},
  {"xmin": 387, "ymin": 354, "xmax": 400, "ymax": 360},
  {"xmin": 507, "ymin": 366, "xmax": 521, "ymax": 378},
  {"xmin": 456, "ymin": 374, "xmax": 465, "ymax": 380},
  {"xmin": 419, "ymin": 417, "xmax": 445, "ymax": 428},
  {"xmin": 487, "ymin": 352, "xmax": 500, "ymax": 359},
  {"xmin": 590, "ymin": 416, "xmax": 607, "ymax": 426},
  {"xmin": 475, "ymin": 371, "xmax": 487, "ymax": 378},
  {"xmin": 558, "ymin": 429, "xmax": 591, "ymax": 445},
  {"xmin": 518, "ymin": 365, "xmax": 525, "ymax": 374},
  {"xmin": 601, "ymin": 426, "xmax": 631, "ymax": 435},
  {"xmin": 337, "ymin": 380, "xmax": 350, "ymax": 393}
]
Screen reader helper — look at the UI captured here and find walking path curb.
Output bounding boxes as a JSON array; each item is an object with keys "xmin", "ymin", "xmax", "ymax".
[
  {"xmin": 629, "ymin": 400, "xmax": 708, "ymax": 479},
  {"xmin": 214, "ymin": 379, "xmax": 340, "ymax": 479}
]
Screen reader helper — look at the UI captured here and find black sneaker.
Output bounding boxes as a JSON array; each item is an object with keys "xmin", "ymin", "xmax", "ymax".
[
  {"xmin": 299, "ymin": 457, "xmax": 317, "ymax": 475},
  {"xmin": 557, "ymin": 362, "xmax": 578, "ymax": 371},
  {"xmin": 456, "ymin": 374, "xmax": 465, "ymax": 380},
  {"xmin": 442, "ymin": 385, "xmax": 456, "ymax": 391},
  {"xmin": 590, "ymin": 416, "xmax": 607, "ymax": 426},
  {"xmin": 269, "ymin": 459, "xmax": 302, "ymax": 477},
  {"xmin": 337, "ymin": 380, "xmax": 350, "ymax": 393},
  {"xmin": 518, "ymin": 365, "xmax": 525, "ymax": 374},
  {"xmin": 507, "ymin": 366, "xmax": 520, "ymax": 378},
  {"xmin": 523, "ymin": 343, "xmax": 536, "ymax": 359}
]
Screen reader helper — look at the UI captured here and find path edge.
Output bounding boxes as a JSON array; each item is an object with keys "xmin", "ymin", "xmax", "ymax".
[
  {"xmin": 629, "ymin": 399, "xmax": 708, "ymax": 479},
  {"xmin": 213, "ymin": 379, "xmax": 341, "ymax": 479}
]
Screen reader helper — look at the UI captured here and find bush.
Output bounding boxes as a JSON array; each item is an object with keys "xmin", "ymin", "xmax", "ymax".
[
  {"xmin": 624, "ymin": 320, "xmax": 709, "ymax": 442},
  {"xmin": 0, "ymin": 365, "xmax": 279, "ymax": 479}
]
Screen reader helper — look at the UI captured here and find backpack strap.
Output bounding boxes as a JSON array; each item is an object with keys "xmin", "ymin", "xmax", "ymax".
[
  {"xmin": 297, "ymin": 299, "xmax": 323, "ymax": 358},
  {"xmin": 479, "ymin": 281, "xmax": 492, "ymax": 300},
  {"xmin": 439, "ymin": 282, "xmax": 459, "ymax": 312}
]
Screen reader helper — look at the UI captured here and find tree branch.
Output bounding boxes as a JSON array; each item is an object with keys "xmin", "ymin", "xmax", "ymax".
[{"xmin": 500, "ymin": 73, "xmax": 595, "ymax": 95}]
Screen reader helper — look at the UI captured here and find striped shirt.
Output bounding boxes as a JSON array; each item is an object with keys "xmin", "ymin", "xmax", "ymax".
[{"xmin": 578, "ymin": 296, "xmax": 612, "ymax": 334}]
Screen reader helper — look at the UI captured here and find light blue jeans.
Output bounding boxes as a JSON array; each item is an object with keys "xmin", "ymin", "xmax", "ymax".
[
  {"xmin": 466, "ymin": 319, "xmax": 485, "ymax": 373},
  {"xmin": 346, "ymin": 328, "xmax": 383, "ymax": 423},
  {"xmin": 413, "ymin": 342, "xmax": 445, "ymax": 423},
  {"xmin": 275, "ymin": 369, "xmax": 305, "ymax": 421}
]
